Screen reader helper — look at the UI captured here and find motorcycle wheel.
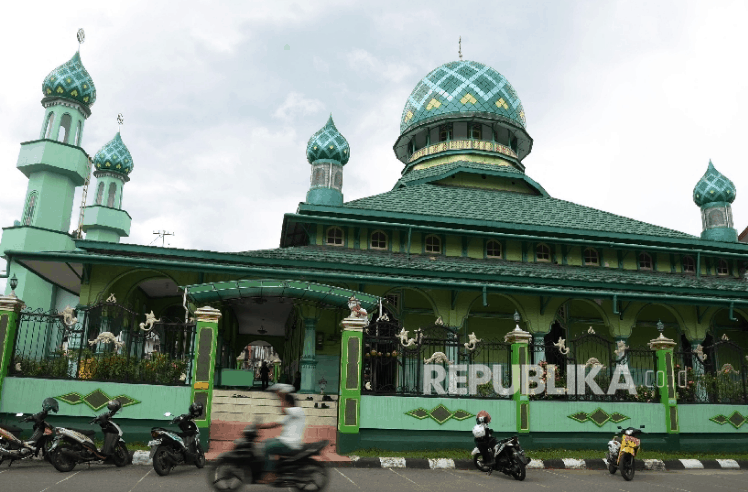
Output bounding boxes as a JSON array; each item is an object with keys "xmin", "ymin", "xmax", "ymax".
[
  {"xmin": 208, "ymin": 459, "xmax": 244, "ymax": 491},
  {"xmin": 52, "ymin": 447, "xmax": 77, "ymax": 472},
  {"xmin": 112, "ymin": 442, "xmax": 129, "ymax": 467},
  {"xmin": 294, "ymin": 459, "xmax": 329, "ymax": 491},
  {"xmin": 472, "ymin": 453, "xmax": 492, "ymax": 472},
  {"xmin": 153, "ymin": 446, "xmax": 173, "ymax": 476},
  {"xmin": 512, "ymin": 461, "xmax": 526, "ymax": 481},
  {"xmin": 195, "ymin": 446, "xmax": 206, "ymax": 469},
  {"xmin": 608, "ymin": 460, "xmax": 617, "ymax": 474},
  {"xmin": 620, "ymin": 453, "xmax": 635, "ymax": 481}
]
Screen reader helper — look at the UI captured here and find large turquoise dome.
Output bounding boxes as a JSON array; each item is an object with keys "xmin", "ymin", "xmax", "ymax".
[
  {"xmin": 42, "ymin": 52, "xmax": 96, "ymax": 109},
  {"xmin": 93, "ymin": 132, "xmax": 133, "ymax": 176},
  {"xmin": 400, "ymin": 60, "xmax": 525, "ymax": 134},
  {"xmin": 306, "ymin": 115, "xmax": 350, "ymax": 165},
  {"xmin": 693, "ymin": 160, "xmax": 736, "ymax": 207}
]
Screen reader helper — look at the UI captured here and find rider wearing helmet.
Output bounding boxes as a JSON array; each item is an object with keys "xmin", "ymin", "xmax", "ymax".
[
  {"xmin": 42, "ymin": 397, "xmax": 59, "ymax": 414},
  {"xmin": 473, "ymin": 410, "xmax": 494, "ymax": 467},
  {"xmin": 189, "ymin": 402, "xmax": 204, "ymax": 419},
  {"xmin": 256, "ymin": 384, "xmax": 306, "ymax": 485}
]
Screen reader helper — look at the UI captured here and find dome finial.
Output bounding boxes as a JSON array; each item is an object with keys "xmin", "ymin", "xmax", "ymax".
[
  {"xmin": 693, "ymin": 159, "xmax": 736, "ymax": 206},
  {"xmin": 117, "ymin": 113, "xmax": 124, "ymax": 135},
  {"xmin": 77, "ymin": 28, "xmax": 85, "ymax": 53},
  {"xmin": 458, "ymin": 36, "xmax": 462, "ymax": 61}
]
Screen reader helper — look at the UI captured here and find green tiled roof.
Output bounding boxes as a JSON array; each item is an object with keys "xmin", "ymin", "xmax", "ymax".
[
  {"xmin": 42, "ymin": 52, "xmax": 96, "ymax": 109},
  {"xmin": 238, "ymin": 245, "xmax": 746, "ymax": 294},
  {"xmin": 343, "ymin": 184, "xmax": 695, "ymax": 240},
  {"xmin": 93, "ymin": 132, "xmax": 133, "ymax": 175},
  {"xmin": 397, "ymin": 161, "xmax": 523, "ymax": 185},
  {"xmin": 693, "ymin": 160, "xmax": 736, "ymax": 207}
]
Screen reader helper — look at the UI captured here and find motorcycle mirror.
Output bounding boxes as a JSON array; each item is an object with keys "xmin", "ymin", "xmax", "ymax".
[
  {"xmin": 164, "ymin": 412, "xmax": 172, "ymax": 417},
  {"xmin": 16, "ymin": 413, "xmax": 23, "ymax": 417},
  {"xmin": 617, "ymin": 426, "xmax": 622, "ymax": 429},
  {"xmin": 640, "ymin": 425, "xmax": 645, "ymax": 428}
]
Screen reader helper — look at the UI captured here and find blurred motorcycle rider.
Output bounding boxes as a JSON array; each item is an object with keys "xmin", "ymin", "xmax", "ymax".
[{"xmin": 473, "ymin": 410, "xmax": 494, "ymax": 467}]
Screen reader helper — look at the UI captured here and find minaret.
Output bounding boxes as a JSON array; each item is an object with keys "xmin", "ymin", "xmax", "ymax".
[
  {"xmin": 693, "ymin": 160, "xmax": 737, "ymax": 242},
  {"xmin": 80, "ymin": 119, "xmax": 134, "ymax": 243},
  {"xmin": 0, "ymin": 33, "xmax": 96, "ymax": 307},
  {"xmin": 305, "ymin": 115, "xmax": 350, "ymax": 206}
]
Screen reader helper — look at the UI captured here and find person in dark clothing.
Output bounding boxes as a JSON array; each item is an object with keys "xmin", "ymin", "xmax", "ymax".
[
  {"xmin": 292, "ymin": 371, "xmax": 301, "ymax": 392},
  {"xmin": 260, "ymin": 361, "xmax": 270, "ymax": 390}
]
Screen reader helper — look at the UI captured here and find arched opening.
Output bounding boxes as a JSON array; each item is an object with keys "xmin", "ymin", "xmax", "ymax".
[
  {"xmin": 58, "ymin": 113, "xmax": 72, "ymax": 143},
  {"xmin": 424, "ymin": 234, "xmax": 442, "ymax": 254},
  {"xmin": 96, "ymin": 182, "xmax": 105, "ymax": 205},
  {"xmin": 326, "ymin": 226, "xmax": 344, "ymax": 246},
  {"xmin": 370, "ymin": 230, "xmax": 388, "ymax": 250},
  {"xmin": 486, "ymin": 240, "xmax": 502, "ymax": 258},
  {"xmin": 43, "ymin": 112, "xmax": 55, "ymax": 139},
  {"xmin": 107, "ymin": 182, "xmax": 117, "ymax": 208},
  {"xmin": 75, "ymin": 121, "xmax": 82, "ymax": 146}
]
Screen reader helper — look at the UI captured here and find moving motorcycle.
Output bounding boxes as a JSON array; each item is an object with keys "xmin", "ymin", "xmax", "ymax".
[
  {"xmin": 607, "ymin": 424, "xmax": 645, "ymax": 481},
  {"xmin": 148, "ymin": 402, "xmax": 206, "ymax": 476},
  {"xmin": 0, "ymin": 397, "xmax": 59, "ymax": 465},
  {"xmin": 49, "ymin": 399, "xmax": 129, "ymax": 472},
  {"xmin": 472, "ymin": 434, "xmax": 529, "ymax": 481},
  {"xmin": 208, "ymin": 423, "xmax": 329, "ymax": 491}
]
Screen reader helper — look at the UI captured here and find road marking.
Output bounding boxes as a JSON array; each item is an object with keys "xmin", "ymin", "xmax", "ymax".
[
  {"xmin": 39, "ymin": 470, "xmax": 80, "ymax": 492},
  {"xmin": 334, "ymin": 468, "xmax": 360, "ymax": 489},
  {"xmin": 380, "ymin": 457, "xmax": 406, "ymax": 468},
  {"xmin": 389, "ymin": 468, "xmax": 422, "ymax": 487},
  {"xmin": 439, "ymin": 469, "xmax": 489, "ymax": 488},
  {"xmin": 717, "ymin": 459, "xmax": 740, "ymax": 469},
  {"xmin": 127, "ymin": 468, "xmax": 152, "ymax": 492}
]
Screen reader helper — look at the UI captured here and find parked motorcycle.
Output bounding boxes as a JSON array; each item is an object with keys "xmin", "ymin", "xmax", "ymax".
[
  {"xmin": 607, "ymin": 424, "xmax": 645, "ymax": 481},
  {"xmin": 0, "ymin": 397, "xmax": 59, "ymax": 465},
  {"xmin": 472, "ymin": 433, "xmax": 529, "ymax": 481},
  {"xmin": 148, "ymin": 402, "xmax": 206, "ymax": 476},
  {"xmin": 49, "ymin": 399, "xmax": 129, "ymax": 472},
  {"xmin": 208, "ymin": 423, "xmax": 329, "ymax": 491}
]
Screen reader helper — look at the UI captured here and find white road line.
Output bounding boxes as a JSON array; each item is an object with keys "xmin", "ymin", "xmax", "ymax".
[
  {"xmin": 389, "ymin": 468, "xmax": 422, "ymax": 487},
  {"xmin": 439, "ymin": 469, "xmax": 489, "ymax": 488},
  {"xmin": 334, "ymin": 468, "xmax": 360, "ymax": 488},
  {"xmin": 127, "ymin": 468, "xmax": 152, "ymax": 492},
  {"xmin": 39, "ymin": 470, "xmax": 80, "ymax": 492}
]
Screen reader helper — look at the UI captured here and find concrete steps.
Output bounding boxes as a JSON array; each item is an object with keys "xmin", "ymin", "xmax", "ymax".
[{"xmin": 208, "ymin": 390, "xmax": 339, "ymax": 459}]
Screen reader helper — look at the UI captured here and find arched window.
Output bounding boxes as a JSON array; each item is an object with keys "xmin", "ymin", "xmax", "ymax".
[
  {"xmin": 639, "ymin": 252, "xmax": 652, "ymax": 270},
  {"xmin": 682, "ymin": 255, "xmax": 695, "ymax": 273},
  {"xmin": 107, "ymin": 182, "xmax": 117, "ymax": 208},
  {"xmin": 438, "ymin": 124, "xmax": 453, "ymax": 142},
  {"xmin": 370, "ymin": 231, "xmax": 387, "ymax": 250},
  {"xmin": 536, "ymin": 243, "xmax": 551, "ymax": 262},
  {"xmin": 75, "ymin": 121, "xmax": 82, "ymax": 146},
  {"xmin": 58, "ymin": 113, "xmax": 72, "ymax": 143},
  {"xmin": 23, "ymin": 191, "xmax": 38, "ymax": 226},
  {"xmin": 470, "ymin": 123, "xmax": 482, "ymax": 140},
  {"xmin": 44, "ymin": 112, "xmax": 55, "ymax": 139},
  {"xmin": 326, "ymin": 227, "xmax": 344, "ymax": 246},
  {"xmin": 486, "ymin": 240, "xmax": 502, "ymax": 258},
  {"xmin": 425, "ymin": 235, "xmax": 442, "ymax": 254},
  {"xmin": 583, "ymin": 248, "xmax": 599, "ymax": 266},
  {"xmin": 717, "ymin": 259, "xmax": 729, "ymax": 276},
  {"xmin": 96, "ymin": 182, "xmax": 105, "ymax": 205},
  {"xmin": 408, "ymin": 140, "xmax": 415, "ymax": 155}
]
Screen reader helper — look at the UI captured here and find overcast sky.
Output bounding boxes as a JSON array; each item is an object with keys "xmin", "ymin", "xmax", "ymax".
[{"xmin": 2, "ymin": 1, "xmax": 748, "ymax": 291}]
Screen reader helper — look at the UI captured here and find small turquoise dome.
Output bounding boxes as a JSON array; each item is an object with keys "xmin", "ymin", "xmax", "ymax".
[
  {"xmin": 306, "ymin": 115, "xmax": 350, "ymax": 165},
  {"xmin": 93, "ymin": 132, "xmax": 133, "ymax": 175},
  {"xmin": 693, "ymin": 160, "xmax": 736, "ymax": 207},
  {"xmin": 42, "ymin": 52, "xmax": 96, "ymax": 109},
  {"xmin": 400, "ymin": 60, "xmax": 525, "ymax": 134}
]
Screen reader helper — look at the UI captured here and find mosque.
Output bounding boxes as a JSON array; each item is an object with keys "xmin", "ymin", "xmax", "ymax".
[{"xmin": 1, "ymin": 34, "xmax": 748, "ymax": 453}]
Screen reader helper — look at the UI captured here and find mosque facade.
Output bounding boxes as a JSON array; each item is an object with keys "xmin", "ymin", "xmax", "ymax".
[{"xmin": 1, "ymin": 39, "xmax": 748, "ymax": 452}]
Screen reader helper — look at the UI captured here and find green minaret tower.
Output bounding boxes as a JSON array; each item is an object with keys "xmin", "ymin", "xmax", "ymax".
[
  {"xmin": 305, "ymin": 115, "xmax": 350, "ymax": 206},
  {"xmin": 0, "ymin": 42, "xmax": 96, "ymax": 309},
  {"xmin": 80, "ymin": 130, "xmax": 134, "ymax": 242},
  {"xmin": 693, "ymin": 160, "xmax": 737, "ymax": 242}
]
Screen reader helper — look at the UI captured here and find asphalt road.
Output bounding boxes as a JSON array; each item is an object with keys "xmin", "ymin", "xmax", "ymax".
[{"xmin": 1, "ymin": 461, "xmax": 748, "ymax": 492}]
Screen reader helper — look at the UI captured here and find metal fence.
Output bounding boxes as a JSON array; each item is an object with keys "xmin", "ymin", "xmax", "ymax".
[
  {"xmin": 675, "ymin": 340, "xmax": 748, "ymax": 404},
  {"xmin": 362, "ymin": 319, "xmax": 512, "ymax": 398},
  {"xmin": 8, "ymin": 301, "xmax": 195, "ymax": 386}
]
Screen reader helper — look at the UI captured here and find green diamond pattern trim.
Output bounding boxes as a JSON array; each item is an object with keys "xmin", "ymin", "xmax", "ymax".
[
  {"xmin": 306, "ymin": 115, "xmax": 350, "ymax": 165},
  {"xmin": 405, "ymin": 405, "xmax": 474, "ymax": 425},
  {"xmin": 401, "ymin": 60, "xmax": 526, "ymax": 134},
  {"xmin": 693, "ymin": 160, "xmax": 736, "ymax": 206},
  {"xmin": 567, "ymin": 409, "xmax": 630, "ymax": 427},
  {"xmin": 728, "ymin": 411, "xmax": 747, "ymax": 429},
  {"xmin": 55, "ymin": 389, "xmax": 141, "ymax": 411},
  {"xmin": 42, "ymin": 52, "xmax": 96, "ymax": 108},
  {"xmin": 93, "ymin": 132, "xmax": 134, "ymax": 175},
  {"xmin": 710, "ymin": 415, "xmax": 729, "ymax": 425}
]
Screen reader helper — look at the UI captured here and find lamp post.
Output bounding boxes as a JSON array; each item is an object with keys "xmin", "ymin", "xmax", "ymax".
[{"xmin": 9, "ymin": 274, "xmax": 18, "ymax": 297}]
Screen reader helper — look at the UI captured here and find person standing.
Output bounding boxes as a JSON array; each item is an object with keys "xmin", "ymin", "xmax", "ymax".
[{"xmin": 260, "ymin": 361, "xmax": 270, "ymax": 390}]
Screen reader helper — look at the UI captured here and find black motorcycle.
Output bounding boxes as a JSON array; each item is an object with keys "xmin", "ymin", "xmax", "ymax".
[
  {"xmin": 472, "ymin": 432, "xmax": 529, "ymax": 481},
  {"xmin": 148, "ymin": 402, "xmax": 206, "ymax": 476},
  {"xmin": 208, "ymin": 423, "xmax": 329, "ymax": 491},
  {"xmin": 0, "ymin": 398, "xmax": 59, "ymax": 465},
  {"xmin": 49, "ymin": 400, "xmax": 129, "ymax": 472}
]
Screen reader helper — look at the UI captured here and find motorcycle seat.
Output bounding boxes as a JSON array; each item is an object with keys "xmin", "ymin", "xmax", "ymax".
[
  {"xmin": 69, "ymin": 428, "xmax": 96, "ymax": 437},
  {"xmin": 279, "ymin": 440, "xmax": 329, "ymax": 462}
]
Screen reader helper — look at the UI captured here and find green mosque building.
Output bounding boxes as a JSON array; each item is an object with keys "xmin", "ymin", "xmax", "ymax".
[{"xmin": 2, "ymin": 38, "xmax": 748, "ymax": 454}]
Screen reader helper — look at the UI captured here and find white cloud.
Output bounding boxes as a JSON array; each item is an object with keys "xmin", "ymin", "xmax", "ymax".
[
  {"xmin": 273, "ymin": 92, "xmax": 326, "ymax": 122},
  {"xmin": 346, "ymin": 49, "xmax": 416, "ymax": 83}
]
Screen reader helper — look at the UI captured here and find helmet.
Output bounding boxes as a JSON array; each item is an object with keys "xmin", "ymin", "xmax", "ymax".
[
  {"xmin": 189, "ymin": 402, "xmax": 204, "ymax": 418},
  {"xmin": 476, "ymin": 410, "xmax": 491, "ymax": 425},
  {"xmin": 107, "ymin": 400, "xmax": 122, "ymax": 413},
  {"xmin": 42, "ymin": 398, "xmax": 59, "ymax": 413}
]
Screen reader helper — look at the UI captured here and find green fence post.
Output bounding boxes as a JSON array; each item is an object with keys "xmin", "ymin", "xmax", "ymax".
[
  {"xmin": 191, "ymin": 306, "xmax": 221, "ymax": 445},
  {"xmin": 649, "ymin": 320, "xmax": 679, "ymax": 434},
  {"xmin": 337, "ymin": 297, "xmax": 368, "ymax": 452},
  {"xmin": 0, "ymin": 294, "xmax": 25, "ymax": 401},
  {"xmin": 504, "ymin": 311, "xmax": 532, "ymax": 434}
]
